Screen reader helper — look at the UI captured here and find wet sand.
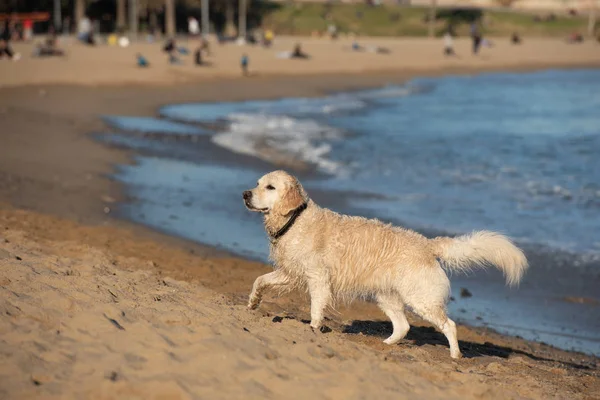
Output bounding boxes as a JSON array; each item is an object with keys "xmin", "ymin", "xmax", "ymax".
[{"xmin": 1, "ymin": 48, "xmax": 600, "ymax": 397}]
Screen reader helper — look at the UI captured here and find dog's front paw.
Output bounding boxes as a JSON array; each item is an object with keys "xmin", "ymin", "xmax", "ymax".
[{"xmin": 247, "ymin": 297, "xmax": 261, "ymax": 310}]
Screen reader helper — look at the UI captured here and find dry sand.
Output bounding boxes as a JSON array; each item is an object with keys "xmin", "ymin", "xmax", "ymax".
[
  {"xmin": 1, "ymin": 39, "xmax": 599, "ymax": 398},
  {"xmin": 1, "ymin": 36, "xmax": 599, "ymax": 87}
]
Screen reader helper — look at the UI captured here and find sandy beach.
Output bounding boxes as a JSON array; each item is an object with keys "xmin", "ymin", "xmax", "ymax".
[
  {"xmin": 1, "ymin": 38, "xmax": 600, "ymax": 399},
  {"xmin": 1, "ymin": 36, "xmax": 599, "ymax": 87}
]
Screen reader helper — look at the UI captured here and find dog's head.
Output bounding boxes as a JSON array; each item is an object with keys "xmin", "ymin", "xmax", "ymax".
[{"xmin": 243, "ymin": 170, "xmax": 308, "ymax": 216}]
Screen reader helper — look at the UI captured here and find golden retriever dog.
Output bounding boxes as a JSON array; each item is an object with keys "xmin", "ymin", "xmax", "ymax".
[{"xmin": 243, "ymin": 170, "xmax": 528, "ymax": 358}]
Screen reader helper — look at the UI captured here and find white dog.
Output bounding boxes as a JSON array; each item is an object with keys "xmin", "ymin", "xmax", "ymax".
[{"xmin": 243, "ymin": 170, "xmax": 528, "ymax": 358}]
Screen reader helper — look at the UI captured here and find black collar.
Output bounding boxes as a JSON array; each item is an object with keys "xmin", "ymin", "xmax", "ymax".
[{"xmin": 269, "ymin": 203, "xmax": 307, "ymax": 242}]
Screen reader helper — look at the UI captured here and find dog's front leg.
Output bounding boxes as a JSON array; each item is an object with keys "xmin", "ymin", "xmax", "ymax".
[
  {"xmin": 307, "ymin": 276, "xmax": 332, "ymax": 330},
  {"xmin": 248, "ymin": 270, "xmax": 290, "ymax": 309}
]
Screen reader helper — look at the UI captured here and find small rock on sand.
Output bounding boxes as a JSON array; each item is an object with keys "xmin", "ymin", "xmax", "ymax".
[{"xmin": 460, "ymin": 288, "xmax": 473, "ymax": 298}]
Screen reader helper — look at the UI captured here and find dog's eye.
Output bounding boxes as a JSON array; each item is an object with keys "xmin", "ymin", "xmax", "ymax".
[{"xmin": 266, "ymin": 185, "xmax": 275, "ymax": 190}]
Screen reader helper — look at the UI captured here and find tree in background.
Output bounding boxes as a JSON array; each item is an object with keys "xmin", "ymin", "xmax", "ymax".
[
  {"xmin": 165, "ymin": 0, "xmax": 174, "ymax": 36},
  {"xmin": 428, "ymin": 0, "xmax": 437, "ymax": 37},
  {"xmin": 116, "ymin": 0, "xmax": 125, "ymax": 32},
  {"xmin": 75, "ymin": 0, "xmax": 85, "ymax": 28},
  {"xmin": 225, "ymin": 0, "xmax": 236, "ymax": 37}
]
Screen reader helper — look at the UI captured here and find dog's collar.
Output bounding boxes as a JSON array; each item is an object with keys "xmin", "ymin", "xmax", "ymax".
[{"xmin": 269, "ymin": 203, "xmax": 307, "ymax": 243}]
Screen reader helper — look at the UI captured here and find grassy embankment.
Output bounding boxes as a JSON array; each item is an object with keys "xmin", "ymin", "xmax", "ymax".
[{"xmin": 262, "ymin": 3, "xmax": 588, "ymax": 37}]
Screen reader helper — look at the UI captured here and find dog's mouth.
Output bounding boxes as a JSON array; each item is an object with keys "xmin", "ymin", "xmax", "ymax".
[{"xmin": 244, "ymin": 200, "xmax": 269, "ymax": 213}]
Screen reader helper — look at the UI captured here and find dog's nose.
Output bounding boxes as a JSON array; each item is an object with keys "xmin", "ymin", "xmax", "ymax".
[{"xmin": 243, "ymin": 191, "xmax": 252, "ymax": 200}]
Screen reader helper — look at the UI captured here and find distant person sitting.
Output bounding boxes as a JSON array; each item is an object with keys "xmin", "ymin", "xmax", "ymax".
[
  {"xmin": 163, "ymin": 38, "xmax": 176, "ymax": 53},
  {"xmin": 136, "ymin": 53, "xmax": 149, "ymax": 67},
  {"xmin": 567, "ymin": 32, "xmax": 583, "ymax": 43},
  {"xmin": 263, "ymin": 29, "xmax": 274, "ymax": 47},
  {"xmin": 443, "ymin": 32, "xmax": 455, "ymax": 56},
  {"xmin": 163, "ymin": 38, "xmax": 181, "ymax": 64},
  {"xmin": 291, "ymin": 43, "xmax": 309, "ymax": 59},
  {"xmin": 511, "ymin": 32, "xmax": 522, "ymax": 45},
  {"xmin": 33, "ymin": 33, "xmax": 65, "ymax": 57}
]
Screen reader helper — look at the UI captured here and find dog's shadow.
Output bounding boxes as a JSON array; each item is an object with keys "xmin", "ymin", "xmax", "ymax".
[{"xmin": 343, "ymin": 320, "xmax": 592, "ymax": 370}]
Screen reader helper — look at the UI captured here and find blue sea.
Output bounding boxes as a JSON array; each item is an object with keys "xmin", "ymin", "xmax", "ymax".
[{"xmin": 96, "ymin": 69, "xmax": 600, "ymax": 356}]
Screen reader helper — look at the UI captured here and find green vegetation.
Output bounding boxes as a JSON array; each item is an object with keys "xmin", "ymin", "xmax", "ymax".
[{"xmin": 261, "ymin": 2, "xmax": 589, "ymax": 37}]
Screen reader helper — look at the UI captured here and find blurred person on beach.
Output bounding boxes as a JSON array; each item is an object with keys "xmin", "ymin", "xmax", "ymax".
[
  {"xmin": 0, "ymin": 22, "xmax": 20, "ymax": 61},
  {"xmin": 136, "ymin": 53, "xmax": 149, "ymax": 67},
  {"xmin": 327, "ymin": 23, "xmax": 338, "ymax": 40},
  {"xmin": 350, "ymin": 41, "xmax": 389, "ymax": 55},
  {"xmin": 241, "ymin": 53, "xmax": 249, "ymax": 76},
  {"xmin": 163, "ymin": 38, "xmax": 181, "ymax": 64},
  {"xmin": 194, "ymin": 38, "xmax": 208, "ymax": 65},
  {"xmin": 292, "ymin": 43, "xmax": 309, "ymax": 59},
  {"xmin": 33, "ymin": 27, "xmax": 65, "ymax": 57},
  {"xmin": 188, "ymin": 16, "xmax": 200, "ymax": 38},
  {"xmin": 194, "ymin": 46, "xmax": 202, "ymax": 65},
  {"xmin": 263, "ymin": 29, "xmax": 274, "ymax": 47},
  {"xmin": 567, "ymin": 32, "xmax": 583, "ymax": 43},
  {"xmin": 443, "ymin": 31, "xmax": 455, "ymax": 56},
  {"xmin": 77, "ymin": 16, "xmax": 95, "ymax": 45},
  {"xmin": 0, "ymin": 39, "xmax": 20, "ymax": 61},
  {"xmin": 23, "ymin": 18, "xmax": 33, "ymax": 42},
  {"xmin": 470, "ymin": 22, "xmax": 482, "ymax": 55},
  {"xmin": 511, "ymin": 32, "xmax": 522, "ymax": 45}
]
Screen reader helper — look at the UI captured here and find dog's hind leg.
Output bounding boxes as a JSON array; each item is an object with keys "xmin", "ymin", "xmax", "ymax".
[
  {"xmin": 307, "ymin": 276, "xmax": 332, "ymax": 330},
  {"xmin": 413, "ymin": 305, "xmax": 462, "ymax": 359},
  {"xmin": 377, "ymin": 294, "xmax": 410, "ymax": 345},
  {"xmin": 248, "ymin": 270, "xmax": 290, "ymax": 310}
]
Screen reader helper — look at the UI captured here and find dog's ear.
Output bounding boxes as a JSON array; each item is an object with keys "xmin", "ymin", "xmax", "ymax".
[{"xmin": 276, "ymin": 181, "xmax": 306, "ymax": 216}]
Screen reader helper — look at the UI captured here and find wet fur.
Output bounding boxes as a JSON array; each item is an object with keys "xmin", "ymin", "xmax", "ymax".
[{"xmin": 244, "ymin": 170, "xmax": 528, "ymax": 359}]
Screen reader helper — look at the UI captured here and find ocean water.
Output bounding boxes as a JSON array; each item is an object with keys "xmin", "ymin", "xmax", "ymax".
[{"xmin": 96, "ymin": 69, "xmax": 600, "ymax": 356}]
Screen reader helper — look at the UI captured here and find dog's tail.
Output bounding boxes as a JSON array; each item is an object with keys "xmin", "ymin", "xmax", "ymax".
[{"xmin": 431, "ymin": 231, "xmax": 528, "ymax": 286}]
